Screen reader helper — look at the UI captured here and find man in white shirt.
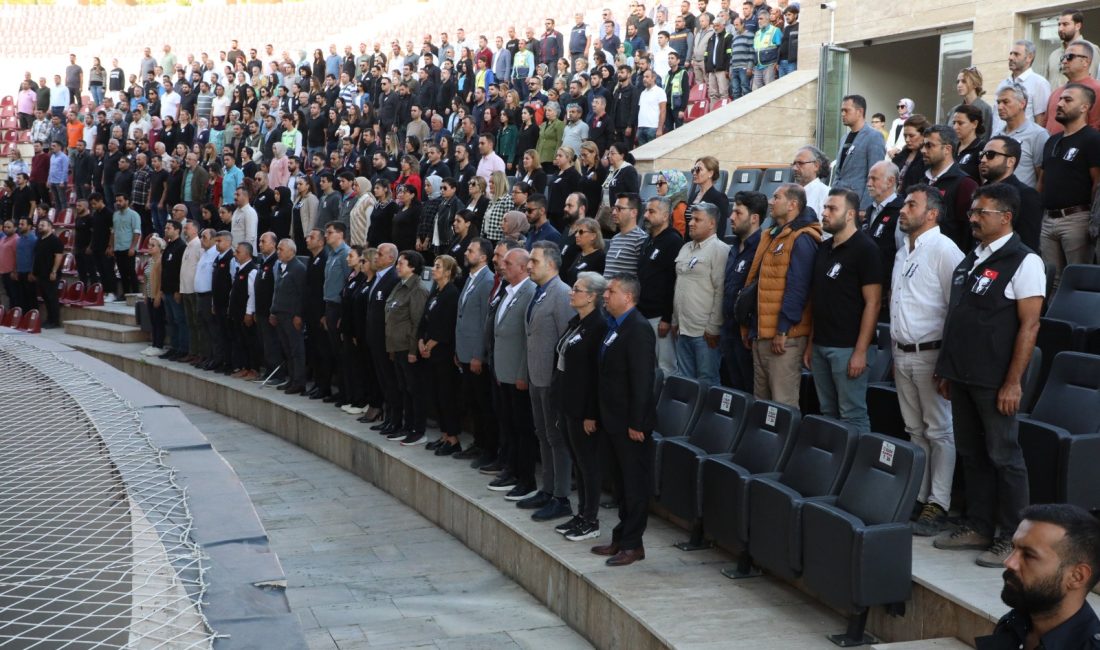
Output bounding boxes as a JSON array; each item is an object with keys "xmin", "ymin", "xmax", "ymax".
[
  {"xmin": 652, "ymin": 31, "xmax": 674, "ymax": 80},
  {"xmin": 231, "ymin": 187, "xmax": 258, "ymax": 249},
  {"xmin": 991, "ymin": 83, "xmax": 1049, "ymax": 189},
  {"xmin": 636, "ymin": 69, "xmax": 666, "ymax": 145},
  {"xmin": 160, "ymin": 85, "xmax": 181, "ymax": 120},
  {"xmin": 996, "ymin": 40, "xmax": 1051, "ymax": 127},
  {"xmin": 791, "ymin": 145, "xmax": 831, "ymax": 224},
  {"xmin": 890, "ymin": 183, "xmax": 964, "ymax": 538},
  {"xmin": 475, "ymin": 134, "xmax": 506, "ymax": 180},
  {"xmin": 49, "ymin": 76, "xmax": 70, "ymax": 118}
]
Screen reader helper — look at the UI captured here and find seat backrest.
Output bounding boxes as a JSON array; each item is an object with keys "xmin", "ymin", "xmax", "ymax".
[
  {"xmin": 640, "ymin": 171, "xmax": 662, "ymax": 202},
  {"xmin": 1019, "ymin": 347, "xmax": 1043, "ymax": 413},
  {"xmin": 655, "ymin": 375, "xmax": 704, "ymax": 437},
  {"xmin": 67, "ymin": 281, "xmax": 84, "ymax": 302},
  {"xmin": 20, "ymin": 309, "xmax": 39, "ymax": 333},
  {"xmin": 726, "ymin": 167, "xmax": 763, "ymax": 199},
  {"xmin": 778, "ymin": 415, "xmax": 859, "ymax": 497},
  {"xmin": 82, "ymin": 283, "xmax": 103, "ymax": 305},
  {"xmin": 1030, "ymin": 351, "xmax": 1100, "ymax": 434},
  {"xmin": 835, "ymin": 433, "xmax": 925, "ymax": 525},
  {"xmin": 757, "ymin": 166, "xmax": 793, "ymax": 201},
  {"xmin": 730, "ymin": 400, "xmax": 801, "ymax": 474},
  {"xmin": 693, "ymin": 169, "xmax": 730, "ymax": 195},
  {"xmin": 688, "ymin": 387, "xmax": 753, "ymax": 454},
  {"xmin": 1045, "ymin": 264, "xmax": 1100, "ymax": 329}
]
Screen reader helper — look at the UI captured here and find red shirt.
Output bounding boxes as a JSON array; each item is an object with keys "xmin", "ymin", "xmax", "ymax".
[
  {"xmin": 1045, "ymin": 77, "xmax": 1100, "ymax": 134},
  {"xmin": 30, "ymin": 152, "xmax": 50, "ymax": 184}
]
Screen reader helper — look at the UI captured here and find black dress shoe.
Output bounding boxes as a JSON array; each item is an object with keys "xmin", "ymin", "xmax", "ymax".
[
  {"xmin": 310, "ymin": 390, "xmax": 331, "ymax": 401},
  {"xmin": 478, "ymin": 461, "xmax": 505, "ymax": 475},
  {"xmin": 379, "ymin": 423, "xmax": 402, "ymax": 435},
  {"xmin": 322, "ymin": 394, "xmax": 341, "ymax": 403},
  {"xmin": 434, "ymin": 442, "xmax": 461, "ymax": 456},
  {"xmin": 369, "ymin": 420, "xmax": 391, "ymax": 431},
  {"xmin": 605, "ymin": 547, "xmax": 645, "ymax": 567},
  {"xmin": 470, "ymin": 452, "xmax": 496, "ymax": 470},
  {"xmin": 453, "ymin": 445, "xmax": 481, "ymax": 460},
  {"xmin": 282, "ymin": 384, "xmax": 306, "ymax": 395},
  {"xmin": 426, "ymin": 438, "xmax": 445, "ymax": 451}
]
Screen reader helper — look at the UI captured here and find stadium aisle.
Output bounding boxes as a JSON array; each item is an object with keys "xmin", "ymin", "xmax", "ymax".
[{"xmin": 174, "ymin": 400, "xmax": 592, "ymax": 650}]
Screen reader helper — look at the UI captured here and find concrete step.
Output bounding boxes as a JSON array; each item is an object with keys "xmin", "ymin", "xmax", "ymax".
[
  {"xmin": 872, "ymin": 639, "xmax": 972, "ymax": 649},
  {"xmin": 62, "ymin": 319, "xmax": 148, "ymax": 343},
  {"xmin": 61, "ymin": 302, "xmax": 138, "ymax": 327}
]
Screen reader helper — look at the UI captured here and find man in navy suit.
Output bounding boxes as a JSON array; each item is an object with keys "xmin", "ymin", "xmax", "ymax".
[{"xmin": 591, "ymin": 274, "xmax": 657, "ymax": 567}]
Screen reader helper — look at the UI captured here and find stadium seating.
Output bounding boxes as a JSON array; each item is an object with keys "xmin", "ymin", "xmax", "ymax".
[
  {"xmin": 651, "ymin": 375, "xmax": 705, "ymax": 491},
  {"xmin": 4, "ymin": 306, "xmax": 22, "ymax": 328},
  {"xmin": 698, "ymin": 400, "xmax": 800, "ymax": 577},
  {"xmin": 656, "ymin": 387, "xmax": 752, "ymax": 550},
  {"xmin": 18, "ymin": 309, "xmax": 40, "ymax": 333},
  {"xmin": 866, "ymin": 382, "xmax": 906, "ymax": 440},
  {"xmin": 1019, "ymin": 351, "xmax": 1100, "ymax": 511},
  {"xmin": 60, "ymin": 281, "xmax": 85, "ymax": 306},
  {"xmin": 747, "ymin": 416, "xmax": 859, "ymax": 580},
  {"xmin": 77, "ymin": 282, "xmax": 104, "ymax": 307},
  {"xmin": 725, "ymin": 167, "xmax": 763, "ymax": 199},
  {"xmin": 1036, "ymin": 264, "xmax": 1100, "ymax": 386},
  {"xmin": 801, "ymin": 434, "xmax": 925, "ymax": 646}
]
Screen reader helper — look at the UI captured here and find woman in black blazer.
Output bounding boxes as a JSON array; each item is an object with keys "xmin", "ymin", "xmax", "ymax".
[
  {"xmin": 419, "ymin": 255, "xmax": 462, "ymax": 456},
  {"xmin": 518, "ymin": 150, "xmax": 548, "ymax": 194},
  {"xmin": 603, "ymin": 142, "xmax": 640, "ymax": 209},
  {"xmin": 553, "ymin": 271, "xmax": 610, "ymax": 541},
  {"xmin": 546, "ymin": 145, "xmax": 583, "ymax": 230},
  {"xmin": 391, "ymin": 184, "xmax": 421, "ymax": 253}
]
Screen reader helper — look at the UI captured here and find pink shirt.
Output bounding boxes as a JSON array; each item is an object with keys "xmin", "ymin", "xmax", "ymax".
[
  {"xmin": 268, "ymin": 156, "xmax": 290, "ymax": 189},
  {"xmin": 16, "ymin": 90, "xmax": 35, "ymax": 115},
  {"xmin": 0, "ymin": 233, "xmax": 19, "ymax": 275}
]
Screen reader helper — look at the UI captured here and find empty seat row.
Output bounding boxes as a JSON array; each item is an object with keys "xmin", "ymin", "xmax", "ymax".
[{"xmin": 0, "ymin": 306, "xmax": 40, "ymax": 333}]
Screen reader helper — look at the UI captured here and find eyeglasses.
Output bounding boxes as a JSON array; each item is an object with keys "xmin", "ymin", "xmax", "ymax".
[
  {"xmin": 569, "ymin": 286, "xmax": 595, "ymax": 294},
  {"xmin": 920, "ymin": 141, "xmax": 941, "ymax": 150},
  {"xmin": 792, "ymin": 160, "xmax": 815, "ymax": 166},
  {"xmin": 966, "ymin": 208, "xmax": 1007, "ymax": 218},
  {"xmin": 611, "ymin": 205, "xmax": 632, "ymax": 212},
  {"xmin": 979, "ymin": 150, "xmax": 1008, "ymax": 160},
  {"xmin": 691, "ymin": 166, "xmax": 704, "ymax": 174},
  {"xmin": 1062, "ymin": 53, "xmax": 1091, "ymax": 62},
  {"xmin": 897, "ymin": 104, "xmax": 906, "ymax": 108}
]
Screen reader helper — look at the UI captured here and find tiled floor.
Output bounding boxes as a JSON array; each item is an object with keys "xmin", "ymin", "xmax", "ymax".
[{"xmin": 176, "ymin": 401, "xmax": 592, "ymax": 650}]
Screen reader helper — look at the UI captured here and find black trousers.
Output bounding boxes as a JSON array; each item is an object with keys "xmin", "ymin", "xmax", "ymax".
[
  {"xmin": 428, "ymin": 356, "xmax": 461, "ymax": 437},
  {"xmin": 607, "ymin": 428, "xmax": 653, "ymax": 550},
  {"xmin": 950, "ymin": 381, "xmax": 1029, "ymax": 539},
  {"xmin": 565, "ymin": 415, "xmax": 603, "ymax": 522},
  {"xmin": 229, "ymin": 318, "xmax": 260, "ymax": 370},
  {"xmin": 341, "ymin": 334, "xmax": 366, "ymax": 405},
  {"xmin": 92, "ymin": 250, "xmax": 116, "ymax": 294},
  {"xmin": 3, "ymin": 273, "xmax": 20, "ymax": 311},
  {"xmin": 75, "ymin": 250, "xmax": 99, "ymax": 285},
  {"xmin": 500, "ymin": 382, "xmax": 536, "ymax": 488},
  {"xmin": 461, "ymin": 362, "xmax": 495, "ymax": 452},
  {"xmin": 274, "ymin": 313, "xmax": 307, "ymax": 385},
  {"xmin": 394, "ymin": 353, "xmax": 428, "ymax": 434},
  {"xmin": 358, "ymin": 330, "xmax": 382, "ymax": 408},
  {"xmin": 17, "ymin": 272, "xmax": 36, "ymax": 311},
  {"xmin": 114, "ymin": 250, "xmax": 138, "ymax": 296},
  {"xmin": 204, "ymin": 304, "xmax": 229, "ymax": 367},
  {"xmin": 323, "ymin": 302, "xmax": 344, "ymax": 395},
  {"xmin": 306, "ymin": 312, "xmax": 333, "ymax": 391},
  {"xmin": 369, "ymin": 336, "xmax": 401, "ymax": 425},
  {"xmin": 256, "ymin": 312, "xmax": 285, "ymax": 377},
  {"xmin": 37, "ymin": 275, "xmax": 59, "ymax": 325}
]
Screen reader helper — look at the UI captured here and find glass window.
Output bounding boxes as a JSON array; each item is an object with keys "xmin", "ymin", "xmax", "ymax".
[{"xmin": 936, "ymin": 31, "xmax": 973, "ymax": 124}]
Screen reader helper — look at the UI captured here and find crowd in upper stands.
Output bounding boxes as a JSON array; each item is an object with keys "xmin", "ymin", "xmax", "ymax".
[{"xmin": 3, "ymin": 0, "xmax": 1100, "ymax": 598}]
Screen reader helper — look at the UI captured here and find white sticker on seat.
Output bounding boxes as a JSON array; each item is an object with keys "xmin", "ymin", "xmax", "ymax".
[
  {"xmin": 765, "ymin": 405, "xmax": 777, "ymax": 427},
  {"xmin": 720, "ymin": 393, "xmax": 732, "ymax": 413},
  {"xmin": 879, "ymin": 441, "xmax": 896, "ymax": 467}
]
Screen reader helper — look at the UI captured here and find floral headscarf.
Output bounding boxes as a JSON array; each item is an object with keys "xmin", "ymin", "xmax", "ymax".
[{"xmin": 660, "ymin": 169, "xmax": 689, "ymax": 204}]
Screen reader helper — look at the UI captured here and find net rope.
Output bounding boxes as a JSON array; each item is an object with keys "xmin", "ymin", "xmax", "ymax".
[{"xmin": 0, "ymin": 335, "xmax": 218, "ymax": 648}]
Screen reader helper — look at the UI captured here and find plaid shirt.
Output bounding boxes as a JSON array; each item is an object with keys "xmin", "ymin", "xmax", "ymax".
[{"xmin": 131, "ymin": 166, "xmax": 152, "ymax": 207}]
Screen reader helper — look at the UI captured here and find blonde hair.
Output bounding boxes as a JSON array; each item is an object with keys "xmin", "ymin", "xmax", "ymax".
[
  {"xmin": 434, "ymin": 254, "xmax": 461, "ymax": 282},
  {"xmin": 488, "ymin": 171, "xmax": 508, "ymax": 201}
]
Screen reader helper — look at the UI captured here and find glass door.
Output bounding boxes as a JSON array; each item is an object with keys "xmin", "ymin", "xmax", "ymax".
[
  {"xmin": 817, "ymin": 44, "xmax": 850, "ymax": 164},
  {"xmin": 936, "ymin": 31, "xmax": 973, "ymax": 123}
]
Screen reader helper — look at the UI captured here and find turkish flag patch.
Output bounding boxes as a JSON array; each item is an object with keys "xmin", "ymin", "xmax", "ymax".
[{"xmin": 982, "ymin": 269, "xmax": 999, "ymax": 280}]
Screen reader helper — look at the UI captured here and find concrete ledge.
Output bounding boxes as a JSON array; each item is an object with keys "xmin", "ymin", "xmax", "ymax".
[
  {"xmin": 63, "ymin": 319, "xmax": 148, "ymax": 343},
  {"xmin": 62, "ymin": 303, "xmax": 138, "ymax": 326}
]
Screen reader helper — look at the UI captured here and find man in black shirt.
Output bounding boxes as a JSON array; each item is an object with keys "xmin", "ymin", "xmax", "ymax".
[
  {"xmin": 637, "ymin": 195, "xmax": 683, "ymax": 378},
  {"xmin": 11, "ymin": 173, "xmax": 36, "ymax": 221},
  {"xmin": 979, "ymin": 136, "xmax": 1042, "ymax": 253},
  {"xmin": 160, "ymin": 220, "xmax": 189, "ymax": 360},
  {"xmin": 304, "ymin": 102, "xmax": 328, "ymax": 160},
  {"xmin": 72, "ymin": 199, "xmax": 99, "ymax": 286},
  {"xmin": 1037, "ymin": 82, "xmax": 1100, "ymax": 287},
  {"xmin": 808, "ymin": 188, "xmax": 882, "ymax": 432},
  {"xmin": 31, "ymin": 218, "xmax": 64, "ymax": 328},
  {"xmin": 88, "ymin": 193, "xmax": 116, "ymax": 297},
  {"xmin": 722, "ymin": 190, "xmax": 763, "ymax": 392}
]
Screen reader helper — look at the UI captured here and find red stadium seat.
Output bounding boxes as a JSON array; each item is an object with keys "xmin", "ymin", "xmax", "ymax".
[
  {"xmin": 17, "ymin": 131, "xmax": 30, "ymax": 143},
  {"xmin": 61, "ymin": 280, "xmax": 84, "ymax": 305},
  {"xmin": 137, "ymin": 233, "xmax": 152, "ymax": 254},
  {"xmin": 78, "ymin": 282, "xmax": 104, "ymax": 306},
  {"xmin": 60, "ymin": 252, "xmax": 76, "ymax": 276},
  {"xmin": 0, "ymin": 305, "xmax": 5, "ymax": 326},
  {"xmin": 19, "ymin": 309, "xmax": 41, "ymax": 333},
  {"xmin": 0, "ymin": 96, "xmax": 12, "ymax": 108},
  {"xmin": 4, "ymin": 306, "xmax": 22, "ymax": 327},
  {"xmin": 2, "ymin": 130, "xmax": 16, "ymax": 144},
  {"xmin": 58, "ymin": 229, "xmax": 73, "ymax": 250},
  {"xmin": 58, "ymin": 208, "xmax": 74, "ymax": 227},
  {"xmin": 0, "ymin": 112, "xmax": 15, "ymax": 124},
  {"xmin": 0, "ymin": 143, "xmax": 10, "ymax": 157}
]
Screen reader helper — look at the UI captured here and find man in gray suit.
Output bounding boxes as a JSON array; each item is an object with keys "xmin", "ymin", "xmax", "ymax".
[
  {"xmin": 454, "ymin": 238, "xmax": 497, "ymax": 468},
  {"xmin": 270, "ymin": 238, "xmax": 308, "ymax": 394},
  {"xmin": 490, "ymin": 248, "xmax": 538, "ymax": 502},
  {"xmin": 832, "ymin": 94, "xmax": 886, "ymax": 211},
  {"xmin": 492, "ymin": 36, "xmax": 512, "ymax": 86},
  {"xmin": 520, "ymin": 241, "xmax": 577, "ymax": 521}
]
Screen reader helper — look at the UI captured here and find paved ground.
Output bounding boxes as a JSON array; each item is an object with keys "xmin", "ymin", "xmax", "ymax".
[{"xmin": 175, "ymin": 400, "xmax": 592, "ymax": 650}]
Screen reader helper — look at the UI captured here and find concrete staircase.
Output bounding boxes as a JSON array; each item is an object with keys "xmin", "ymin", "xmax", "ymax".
[{"xmin": 62, "ymin": 301, "xmax": 148, "ymax": 344}]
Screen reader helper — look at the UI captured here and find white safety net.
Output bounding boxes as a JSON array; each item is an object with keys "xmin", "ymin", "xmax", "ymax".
[{"xmin": 0, "ymin": 335, "xmax": 217, "ymax": 649}]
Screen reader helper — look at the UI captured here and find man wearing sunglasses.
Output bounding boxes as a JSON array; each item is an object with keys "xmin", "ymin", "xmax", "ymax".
[
  {"xmin": 1044, "ymin": 9, "xmax": 1099, "ymax": 90},
  {"xmin": 978, "ymin": 136, "xmax": 1042, "ymax": 252},
  {"xmin": 1044, "ymin": 42, "xmax": 1100, "ymax": 135}
]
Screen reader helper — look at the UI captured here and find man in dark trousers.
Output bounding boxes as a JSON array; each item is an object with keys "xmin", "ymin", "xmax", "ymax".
[
  {"xmin": 208, "ymin": 231, "xmax": 235, "ymax": 373},
  {"xmin": 979, "ymin": 136, "xmax": 1042, "ymax": 253},
  {"xmin": 254, "ymin": 232, "xmax": 284, "ymax": 382},
  {"xmin": 270, "ymin": 238, "xmax": 308, "ymax": 394},
  {"xmin": 228, "ymin": 241, "xmax": 260, "ymax": 379},
  {"xmin": 30, "ymin": 218, "xmax": 64, "ymax": 328},
  {"xmin": 159, "ymin": 220, "xmax": 188, "ymax": 359},
  {"xmin": 303, "ymin": 227, "xmax": 332, "ymax": 398},
  {"xmin": 364, "ymin": 243, "xmax": 403, "ymax": 433},
  {"xmin": 934, "ymin": 183, "xmax": 1045, "ymax": 568},
  {"xmin": 88, "ymin": 193, "xmax": 116, "ymax": 298},
  {"xmin": 592, "ymin": 274, "xmax": 656, "ymax": 567}
]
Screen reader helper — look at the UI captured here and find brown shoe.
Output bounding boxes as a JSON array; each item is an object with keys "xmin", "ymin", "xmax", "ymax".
[
  {"xmin": 240, "ymin": 370, "xmax": 259, "ymax": 380},
  {"xmin": 590, "ymin": 542, "xmax": 620, "ymax": 557},
  {"xmin": 230, "ymin": 369, "xmax": 248, "ymax": 378},
  {"xmin": 605, "ymin": 547, "xmax": 645, "ymax": 567}
]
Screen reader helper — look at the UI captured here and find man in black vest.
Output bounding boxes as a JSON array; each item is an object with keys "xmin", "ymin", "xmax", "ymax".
[
  {"xmin": 979, "ymin": 136, "xmax": 1042, "ymax": 253},
  {"xmin": 591, "ymin": 274, "xmax": 656, "ymax": 567},
  {"xmin": 271, "ymin": 238, "xmax": 308, "ymax": 394},
  {"xmin": 933, "ymin": 183, "xmax": 1045, "ymax": 568},
  {"xmin": 864, "ymin": 160, "xmax": 905, "ymax": 322},
  {"xmin": 253, "ymin": 232, "xmax": 284, "ymax": 383},
  {"xmin": 228, "ymin": 241, "xmax": 261, "ymax": 380},
  {"xmin": 364, "ymin": 243, "xmax": 403, "ymax": 433},
  {"xmin": 303, "ymin": 227, "xmax": 331, "ymax": 399},
  {"xmin": 207, "ymin": 231, "xmax": 235, "ymax": 373}
]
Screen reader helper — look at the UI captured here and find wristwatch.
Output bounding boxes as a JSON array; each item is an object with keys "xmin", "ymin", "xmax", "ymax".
[{"xmin": 777, "ymin": 330, "xmax": 788, "ymax": 337}]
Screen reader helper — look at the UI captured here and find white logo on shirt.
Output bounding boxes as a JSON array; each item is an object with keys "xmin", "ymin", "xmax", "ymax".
[{"xmin": 826, "ymin": 262, "xmax": 842, "ymax": 279}]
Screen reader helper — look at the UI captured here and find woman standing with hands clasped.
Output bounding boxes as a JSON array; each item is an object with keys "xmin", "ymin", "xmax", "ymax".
[{"xmin": 421, "ymin": 255, "xmax": 463, "ymax": 456}]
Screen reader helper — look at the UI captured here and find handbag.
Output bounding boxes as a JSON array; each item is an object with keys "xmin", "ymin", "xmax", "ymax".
[{"xmin": 733, "ymin": 280, "xmax": 758, "ymax": 327}]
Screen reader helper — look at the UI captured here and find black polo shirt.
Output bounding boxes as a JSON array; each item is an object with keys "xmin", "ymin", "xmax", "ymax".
[
  {"xmin": 1040, "ymin": 125, "xmax": 1100, "ymax": 210},
  {"xmin": 33, "ymin": 232, "xmax": 63, "ymax": 279},
  {"xmin": 810, "ymin": 229, "xmax": 882, "ymax": 348}
]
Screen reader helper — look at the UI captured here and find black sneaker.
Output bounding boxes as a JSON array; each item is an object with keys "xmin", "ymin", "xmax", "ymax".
[
  {"xmin": 426, "ymin": 438, "xmax": 445, "ymax": 451},
  {"xmin": 516, "ymin": 491, "xmax": 552, "ymax": 510},
  {"xmin": 555, "ymin": 515, "xmax": 585, "ymax": 535},
  {"xmin": 400, "ymin": 432, "xmax": 426, "ymax": 446},
  {"xmin": 434, "ymin": 441, "xmax": 461, "ymax": 456},
  {"xmin": 453, "ymin": 445, "xmax": 481, "ymax": 460},
  {"xmin": 478, "ymin": 461, "xmax": 506, "ymax": 475},
  {"xmin": 565, "ymin": 519, "xmax": 601, "ymax": 542},
  {"xmin": 532, "ymin": 497, "xmax": 572, "ymax": 522},
  {"xmin": 386, "ymin": 429, "xmax": 410, "ymax": 441},
  {"xmin": 487, "ymin": 473, "xmax": 517, "ymax": 491},
  {"xmin": 504, "ymin": 484, "xmax": 539, "ymax": 501},
  {"xmin": 912, "ymin": 502, "xmax": 949, "ymax": 537}
]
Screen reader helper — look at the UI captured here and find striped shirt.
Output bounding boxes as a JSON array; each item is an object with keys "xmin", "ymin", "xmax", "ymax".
[{"xmin": 603, "ymin": 225, "xmax": 647, "ymax": 277}]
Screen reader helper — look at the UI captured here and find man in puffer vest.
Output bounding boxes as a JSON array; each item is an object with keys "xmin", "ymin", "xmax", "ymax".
[{"xmin": 741, "ymin": 183, "xmax": 822, "ymax": 408}]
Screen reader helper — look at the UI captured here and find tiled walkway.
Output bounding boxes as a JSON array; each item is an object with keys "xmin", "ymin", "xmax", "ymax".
[{"xmin": 176, "ymin": 401, "xmax": 592, "ymax": 650}]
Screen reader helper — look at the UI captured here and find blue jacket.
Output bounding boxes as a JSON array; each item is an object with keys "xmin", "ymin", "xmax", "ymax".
[
  {"xmin": 16, "ymin": 231, "xmax": 36, "ymax": 273},
  {"xmin": 323, "ymin": 241, "xmax": 350, "ymax": 302},
  {"xmin": 721, "ymin": 228, "xmax": 761, "ymax": 327}
]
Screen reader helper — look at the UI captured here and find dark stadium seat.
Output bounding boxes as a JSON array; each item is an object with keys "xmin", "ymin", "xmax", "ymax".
[
  {"xmin": 746, "ymin": 416, "xmax": 858, "ymax": 580},
  {"xmin": 757, "ymin": 166, "xmax": 793, "ymax": 202},
  {"xmin": 866, "ymin": 323, "xmax": 893, "ymax": 384},
  {"xmin": 656, "ymin": 387, "xmax": 752, "ymax": 549},
  {"xmin": 651, "ymin": 375, "xmax": 705, "ymax": 491},
  {"xmin": 726, "ymin": 167, "xmax": 763, "ymax": 200},
  {"xmin": 692, "ymin": 169, "xmax": 729, "ymax": 195},
  {"xmin": 1019, "ymin": 346, "xmax": 1043, "ymax": 414},
  {"xmin": 866, "ymin": 382, "xmax": 906, "ymax": 440},
  {"xmin": 698, "ymin": 400, "xmax": 800, "ymax": 577},
  {"xmin": 801, "ymin": 434, "xmax": 925, "ymax": 646},
  {"xmin": 1019, "ymin": 351, "xmax": 1100, "ymax": 511},
  {"xmin": 77, "ymin": 283, "xmax": 104, "ymax": 306},
  {"xmin": 1036, "ymin": 264, "xmax": 1100, "ymax": 386},
  {"xmin": 640, "ymin": 171, "xmax": 662, "ymax": 202}
]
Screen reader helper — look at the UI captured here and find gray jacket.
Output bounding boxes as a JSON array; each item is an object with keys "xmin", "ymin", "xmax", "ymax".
[
  {"xmin": 525, "ymin": 276, "xmax": 574, "ymax": 387},
  {"xmin": 455, "ymin": 265, "xmax": 493, "ymax": 363},
  {"xmin": 833, "ymin": 124, "xmax": 885, "ymax": 210},
  {"xmin": 270, "ymin": 257, "xmax": 306, "ymax": 316},
  {"xmin": 492, "ymin": 279, "xmax": 535, "ymax": 385}
]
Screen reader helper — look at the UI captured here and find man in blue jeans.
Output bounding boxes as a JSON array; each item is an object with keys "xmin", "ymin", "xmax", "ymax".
[
  {"xmin": 805, "ymin": 188, "xmax": 881, "ymax": 432},
  {"xmin": 671, "ymin": 203, "xmax": 730, "ymax": 389}
]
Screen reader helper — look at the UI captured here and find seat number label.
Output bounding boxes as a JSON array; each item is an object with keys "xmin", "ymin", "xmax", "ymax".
[
  {"xmin": 879, "ymin": 441, "xmax": 896, "ymax": 467},
  {"xmin": 765, "ymin": 405, "xmax": 777, "ymax": 427},
  {"xmin": 720, "ymin": 393, "xmax": 732, "ymax": 413}
]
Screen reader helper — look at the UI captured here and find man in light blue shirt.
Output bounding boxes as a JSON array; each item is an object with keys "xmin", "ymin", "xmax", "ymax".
[
  {"xmin": 322, "ymin": 221, "xmax": 350, "ymax": 402},
  {"xmin": 222, "ymin": 153, "xmax": 244, "ymax": 202},
  {"xmin": 112, "ymin": 194, "xmax": 142, "ymax": 297},
  {"xmin": 48, "ymin": 142, "xmax": 69, "ymax": 212}
]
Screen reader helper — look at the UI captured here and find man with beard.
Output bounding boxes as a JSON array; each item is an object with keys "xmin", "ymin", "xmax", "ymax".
[
  {"xmin": 978, "ymin": 136, "xmax": 1042, "ymax": 252},
  {"xmin": 977, "ymin": 503, "xmax": 1100, "ymax": 649}
]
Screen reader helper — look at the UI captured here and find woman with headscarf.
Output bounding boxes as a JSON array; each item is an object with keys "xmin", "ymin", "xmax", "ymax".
[
  {"xmin": 349, "ymin": 177, "xmax": 376, "ymax": 247},
  {"xmin": 887, "ymin": 98, "xmax": 913, "ymax": 158},
  {"xmin": 268, "ymin": 142, "xmax": 291, "ymax": 189},
  {"xmin": 656, "ymin": 169, "xmax": 690, "ymax": 237},
  {"xmin": 270, "ymin": 186, "xmax": 292, "ymax": 240}
]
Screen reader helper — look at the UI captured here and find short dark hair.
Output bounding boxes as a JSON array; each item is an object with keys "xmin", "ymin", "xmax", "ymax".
[
  {"xmin": 923, "ymin": 124, "xmax": 959, "ymax": 156},
  {"xmin": 337, "ymin": 169, "xmax": 355, "ymax": 183},
  {"xmin": 399, "ymin": 249, "xmax": 424, "ymax": 274},
  {"xmin": 325, "ymin": 221, "xmax": 347, "ymax": 235},
  {"xmin": 608, "ymin": 273, "xmax": 641, "ymax": 302},
  {"xmin": 468, "ymin": 237, "xmax": 492, "ymax": 260},
  {"xmin": 615, "ymin": 192, "xmax": 641, "ymax": 213},
  {"xmin": 1065, "ymin": 82, "xmax": 1097, "ymax": 113},
  {"xmin": 952, "ymin": 103, "xmax": 986, "ymax": 137},
  {"xmin": 972, "ymin": 182, "xmax": 1021, "ymax": 223},
  {"xmin": 842, "ymin": 94, "xmax": 867, "ymax": 114},
  {"xmin": 1020, "ymin": 503, "xmax": 1100, "ymax": 589},
  {"xmin": 733, "ymin": 191, "xmax": 768, "ymax": 220},
  {"xmin": 988, "ymin": 135, "xmax": 1022, "ymax": 166},
  {"xmin": 906, "ymin": 182, "xmax": 945, "ymax": 218},
  {"xmin": 828, "ymin": 187, "xmax": 861, "ymax": 216},
  {"xmin": 526, "ymin": 192, "xmax": 547, "ymax": 211},
  {"xmin": 164, "ymin": 220, "xmax": 181, "ymax": 232}
]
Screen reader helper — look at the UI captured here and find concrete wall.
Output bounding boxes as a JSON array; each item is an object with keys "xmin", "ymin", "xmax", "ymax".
[{"xmin": 632, "ymin": 70, "xmax": 819, "ymax": 173}]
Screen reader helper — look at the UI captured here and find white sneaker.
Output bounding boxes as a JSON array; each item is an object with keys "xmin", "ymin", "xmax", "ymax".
[
  {"xmin": 144, "ymin": 347, "xmax": 164, "ymax": 356},
  {"xmin": 103, "ymin": 295, "xmax": 117, "ymax": 303},
  {"xmin": 342, "ymin": 405, "xmax": 365, "ymax": 415},
  {"xmin": 140, "ymin": 346, "xmax": 157, "ymax": 356}
]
